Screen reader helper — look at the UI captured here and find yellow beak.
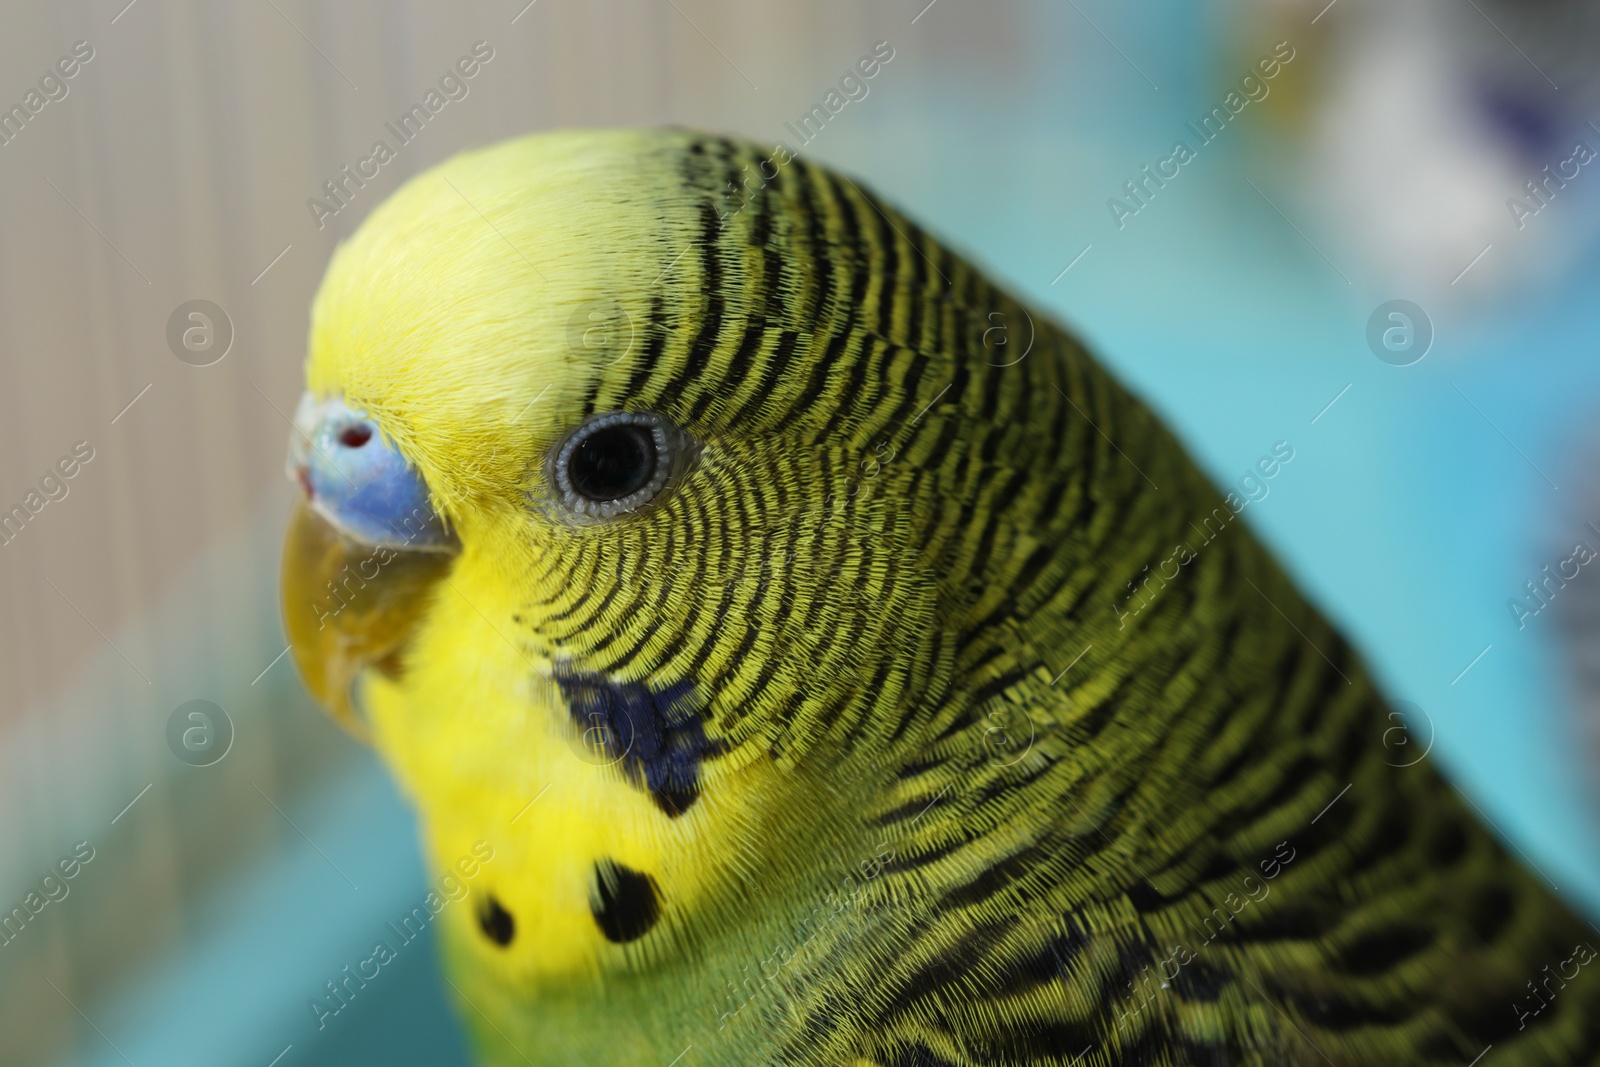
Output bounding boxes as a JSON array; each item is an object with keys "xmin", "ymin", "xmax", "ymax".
[{"xmin": 280, "ymin": 496, "xmax": 454, "ymax": 736}]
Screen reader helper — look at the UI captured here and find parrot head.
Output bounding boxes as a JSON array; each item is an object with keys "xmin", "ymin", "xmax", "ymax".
[{"xmin": 280, "ymin": 129, "xmax": 994, "ymax": 998}]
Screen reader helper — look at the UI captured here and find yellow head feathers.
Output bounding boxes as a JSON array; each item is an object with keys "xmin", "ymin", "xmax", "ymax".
[{"xmin": 309, "ymin": 129, "xmax": 700, "ymax": 516}]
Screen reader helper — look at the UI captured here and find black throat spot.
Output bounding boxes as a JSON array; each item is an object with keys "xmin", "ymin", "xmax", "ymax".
[
  {"xmin": 591, "ymin": 859, "xmax": 661, "ymax": 943},
  {"xmin": 476, "ymin": 892, "xmax": 515, "ymax": 947},
  {"xmin": 553, "ymin": 664, "xmax": 724, "ymax": 817}
]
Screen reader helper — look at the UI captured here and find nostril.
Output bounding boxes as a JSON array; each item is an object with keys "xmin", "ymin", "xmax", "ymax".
[{"xmin": 339, "ymin": 423, "xmax": 373, "ymax": 449}]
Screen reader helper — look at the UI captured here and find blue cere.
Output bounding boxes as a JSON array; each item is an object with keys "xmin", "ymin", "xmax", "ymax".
[{"xmin": 289, "ymin": 395, "xmax": 453, "ymax": 550}]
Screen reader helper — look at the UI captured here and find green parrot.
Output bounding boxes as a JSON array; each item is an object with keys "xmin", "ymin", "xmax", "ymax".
[{"xmin": 280, "ymin": 128, "xmax": 1600, "ymax": 1065}]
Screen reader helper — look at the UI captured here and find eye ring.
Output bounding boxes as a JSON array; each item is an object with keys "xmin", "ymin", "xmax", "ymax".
[{"xmin": 551, "ymin": 411, "xmax": 686, "ymax": 520}]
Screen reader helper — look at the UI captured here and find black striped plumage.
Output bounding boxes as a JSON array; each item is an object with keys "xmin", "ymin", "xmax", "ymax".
[{"xmin": 300, "ymin": 129, "xmax": 1600, "ymax": 1065}]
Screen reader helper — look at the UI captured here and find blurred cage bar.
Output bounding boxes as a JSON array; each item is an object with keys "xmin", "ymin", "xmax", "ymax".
[{"xmin": 0, "ymin": 2, "xmax": 1028, "ymax": 1063}]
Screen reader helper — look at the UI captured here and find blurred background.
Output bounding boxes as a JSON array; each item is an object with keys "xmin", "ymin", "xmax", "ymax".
[{"xmin": 3, "ymin": 0, "xmax": 1600, "ymax": 1063}]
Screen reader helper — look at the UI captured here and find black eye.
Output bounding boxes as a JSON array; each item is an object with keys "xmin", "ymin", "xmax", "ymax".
[
  {"xmin": 553, "ymin": 412, "xmax": 682, "ymax": 519},
  {"xmin": 570, "ymin": 424, "xmax": 655, "ymax": 501}
]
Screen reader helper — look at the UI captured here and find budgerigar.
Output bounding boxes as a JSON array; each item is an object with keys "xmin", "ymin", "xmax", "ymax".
[{"xmin": 281, "ymin": 129, "xmax": 1600, "ymax": 1065}]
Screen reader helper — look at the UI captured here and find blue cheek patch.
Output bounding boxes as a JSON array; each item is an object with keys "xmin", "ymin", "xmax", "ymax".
[
  {"xmin": 291, "ymin": 397, "xmax": 452, "ymax": 550},
  {"xmin": 553, "ymin": 664, "xmax": 726, "ymax": 817}
]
